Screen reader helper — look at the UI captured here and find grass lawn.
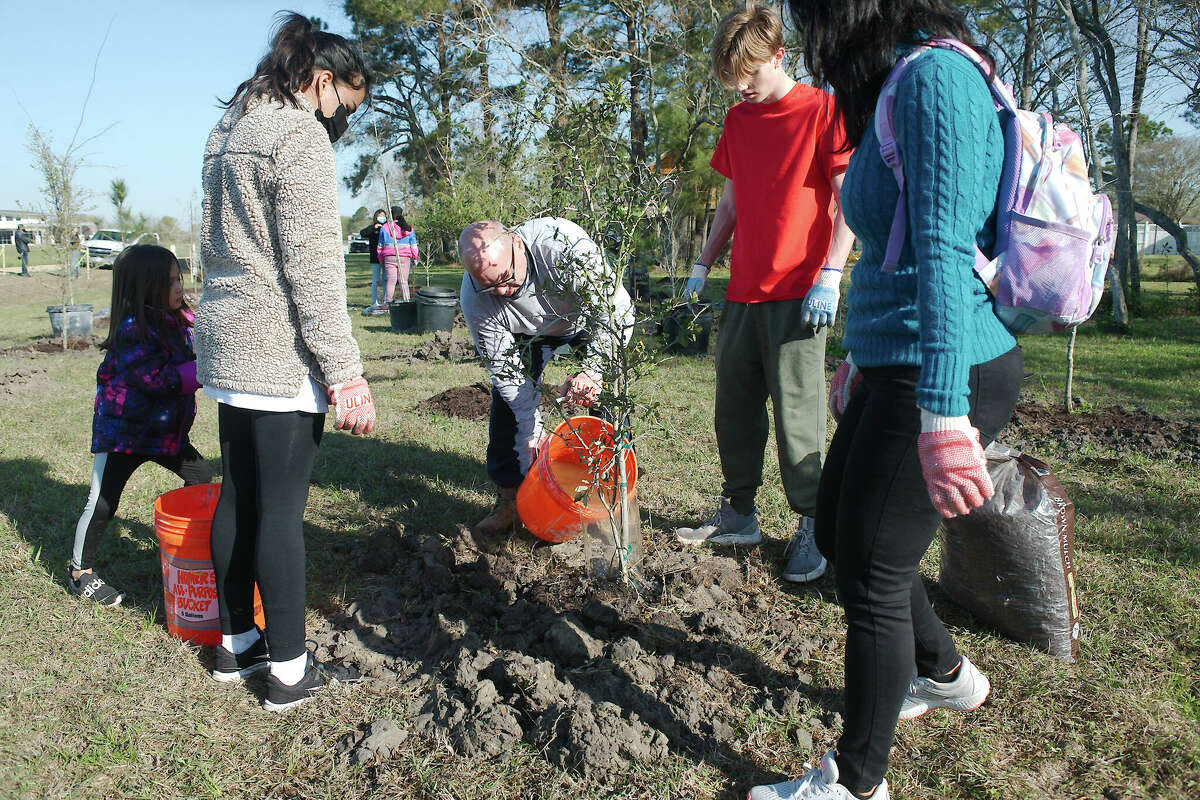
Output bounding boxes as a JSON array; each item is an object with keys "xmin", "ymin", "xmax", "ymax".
[{"xmin": 0, "ymin": 257, "xmax": 1197, "ymax": 799}]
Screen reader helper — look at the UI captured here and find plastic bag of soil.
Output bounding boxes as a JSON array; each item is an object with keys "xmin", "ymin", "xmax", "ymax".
[{"xmin": 938, "ymin": 444, "xmax": 1081, "ymax": 662}]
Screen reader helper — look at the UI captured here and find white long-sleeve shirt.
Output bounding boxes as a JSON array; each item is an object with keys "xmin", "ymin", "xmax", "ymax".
[{"xmin": 460, "ymin": 217, "xmax": 633, "ymax": 460}]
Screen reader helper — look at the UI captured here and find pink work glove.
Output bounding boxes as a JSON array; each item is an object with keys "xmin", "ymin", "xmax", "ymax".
[
  {"xmin": 560, "ymin": 370, "xmax": 601, "ymax": 407},
  {"xmin": 917, "ymin": 411, "xmax": 992, "ymax": 518},
  {"xmin": 177, "ymin": 360, "xmax": 201, "ymax": 394},
  {"xmin": 828, "ymin": 356, "xmax": 862, "ymax": 422},
  {"xmin": 328, "ymin": 376, "xmax": 376, "ymax": 435}
]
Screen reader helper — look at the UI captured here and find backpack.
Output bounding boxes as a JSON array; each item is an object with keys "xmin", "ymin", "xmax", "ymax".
[{"xmin": 875, "ymin": 39, "xmax": 1115, "ymax": 334}]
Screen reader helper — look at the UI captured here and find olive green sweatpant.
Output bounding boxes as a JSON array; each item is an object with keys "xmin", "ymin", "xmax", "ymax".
[{"xmin": 714, "ymin": 299, "xmax": 827, "ymax": 518}]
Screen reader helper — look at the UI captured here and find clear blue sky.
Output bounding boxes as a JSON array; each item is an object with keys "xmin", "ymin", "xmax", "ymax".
[{"xmin": 4, "ymin": 0, "xmax": 379, "ymax": 227}]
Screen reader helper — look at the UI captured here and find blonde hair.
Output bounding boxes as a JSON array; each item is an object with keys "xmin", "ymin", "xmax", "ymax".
[{"xmin": 711, "ymin": 2, "xmax": 784, "ymax": 88}]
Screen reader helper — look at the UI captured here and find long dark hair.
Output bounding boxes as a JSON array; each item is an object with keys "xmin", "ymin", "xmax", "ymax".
[
  {"xmin": 391, "ymin": 206, "xmax": 410, "ymax": 232},
  {"xmin": 786, "ymin": 0, "xmax": 990, "ymax": 149},
  {"xmin": 102, "ymin": 245, "xmax": 187, "ymax": 350},
  {"xmin": 220, "ymin": 11, "xmax": 371, "ymax": 110}
]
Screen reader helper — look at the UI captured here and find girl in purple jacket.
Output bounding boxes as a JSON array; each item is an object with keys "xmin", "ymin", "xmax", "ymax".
[{"xmin": 69, "ymin": 245, "xmax": 211, "ymax": 606}]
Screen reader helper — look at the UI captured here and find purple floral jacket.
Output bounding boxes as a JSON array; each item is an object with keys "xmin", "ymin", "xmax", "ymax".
[{"xmin": 92, "ymin": 310, "xmax": 198, "ymax": 455}]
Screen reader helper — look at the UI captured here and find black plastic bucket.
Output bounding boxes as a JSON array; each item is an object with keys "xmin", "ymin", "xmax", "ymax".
[
  {"xmin": 46, "ymin": 304, "xmax": 95, "ymax": 338},
  {"xmin": 389, "ymin": 300, "xmax": 418, "ymax": 333},
  {"xmin": 416, "ymin": 286, "xmax": 459, "ymax": 334},
  {"xmin": 662, "ymin": 302, "xmax": 714, "ymax": 355}
]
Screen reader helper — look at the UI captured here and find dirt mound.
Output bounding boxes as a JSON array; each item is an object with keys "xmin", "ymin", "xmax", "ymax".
[
  {"xmin": 0, "ymin": 366, "xmax": 47, "ymax": 394},
  {"xmin": 310, "ymin": 525, "xmax": 831, "ymax": 776},
  {"xmin": 377, "ymin": 331, "xmax": 476, "ymax": 363},
  {"xmin": 421, "ymin": 382, "xmax": 492, "ymax": 420},
  {"xmin": 1006, "ymin": 399, "xmax": 1200, "ymax": 463},
  {"xmin": 4, "ymin": 336, "xmax": 102, "ymax": 355}
]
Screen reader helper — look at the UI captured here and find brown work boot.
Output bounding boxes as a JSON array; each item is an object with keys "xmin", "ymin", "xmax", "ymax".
[{"xmin": 473, "ymin": 486, "xmax": 519, "ymax": 542}]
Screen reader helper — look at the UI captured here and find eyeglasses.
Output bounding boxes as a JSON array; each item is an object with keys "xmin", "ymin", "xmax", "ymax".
[{"xmin": 471, "ymin": 235, "xmax": 522, "ymax": 295}]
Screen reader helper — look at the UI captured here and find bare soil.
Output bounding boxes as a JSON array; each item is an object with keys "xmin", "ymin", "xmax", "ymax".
[
  {"xmin": 310, "ymin": 525, "xmax": 833, "ymax": 777},
  {"xmin": 421, "ymin": 382, "xmax": 493, "ymax": 420},
  {"xmin": 1006, "ymin": 399, "xmax": 1200, "ymax": 463},
  {"xmin": 376, "ymin": 331, "xmax": 476, "ymax": 363},
  {"xmin": 3, "ymin": 336, "xmax": 103, "ymax": 355}
]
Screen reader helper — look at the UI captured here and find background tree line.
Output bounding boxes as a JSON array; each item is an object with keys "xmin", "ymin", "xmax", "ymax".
[{"xmin": 341, "ymin": 0, "xmax": 1200, "ymax": 317}]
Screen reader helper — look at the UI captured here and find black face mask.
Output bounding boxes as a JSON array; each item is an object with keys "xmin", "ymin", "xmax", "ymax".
[{"xmin": 315, "ymin": 82, "xmax": 350, "ymax": 143}]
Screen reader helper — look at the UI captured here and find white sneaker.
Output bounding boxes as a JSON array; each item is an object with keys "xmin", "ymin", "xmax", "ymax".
[
  {"xmin": 782, "ymin": 516, "xmax": 827, "ymax": 583},
  {"xmin": 674, "ymin": 499, "xmax": 761, "ymax": 546},
  {"xmin": 898, "ymin": 655, "xmax": 990, "ymax": 720},
  {"xmin": 748, "ymin": 750, "xmax": 889, "ymax": 800}
]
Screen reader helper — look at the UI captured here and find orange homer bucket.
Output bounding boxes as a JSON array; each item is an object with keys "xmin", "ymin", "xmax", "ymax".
[
  {"xmin": 153, "ymin": 483, "xmax": 264, "ymax": 647},
  {"xmin": 517, "ymin": 416, "xmax": 637, "ymax": 544}
]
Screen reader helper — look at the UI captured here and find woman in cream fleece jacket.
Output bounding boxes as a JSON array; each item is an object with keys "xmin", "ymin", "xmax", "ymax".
[{"xmin": 196, "ymin": 12, "xmax": 375, "ymax": 712}]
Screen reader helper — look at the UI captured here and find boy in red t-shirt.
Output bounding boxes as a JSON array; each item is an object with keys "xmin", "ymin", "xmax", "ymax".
[{"xmin": 674, "ymin": 1, "xmax": 854, "ymax": 583}]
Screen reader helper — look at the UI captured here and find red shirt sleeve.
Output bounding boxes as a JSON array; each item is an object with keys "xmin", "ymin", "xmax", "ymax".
[
  {"xmin": 822, "ymin": 94, "xmax": 853, "ymax": 179},
  {"xmin": 710, "ymin": 117, "xmax": 733, "ymax": 179}
]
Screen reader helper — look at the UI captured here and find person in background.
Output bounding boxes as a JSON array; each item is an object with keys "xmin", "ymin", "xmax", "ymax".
[
  {"xmin": 359, "ymin": 208, "xmax": 387, "ymax": 314},
  {"xmin": 746, "ymin": 1, "xmax": 1024, "ymax": 798},
  {"xmin": 197, "ymin": 12, "xmax": 376, "ymax": 712},
  {"xmin": 377, "ymin": 205, "xmax": 418, "ymax": 302},
  {"xmin": 15, "ymin": 223, "xmax": 33, "ymax": 277},
  {"xmin": 673, "ymin": 1, "xmax": 854, "ymax": 586},
  {"xmin": 458, "ymin": 218, "xmax": 631, "ymax": 539},
  {"xmin": 69, "ymin": 245, "xmax": 210, "ymax": 607}
]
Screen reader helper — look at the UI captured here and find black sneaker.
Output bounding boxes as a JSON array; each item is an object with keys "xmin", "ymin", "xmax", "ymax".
[
  {"xmin": 262, "ymin": 656, "xmax": 328, "ymax": 712},
  {"xmin": 68, "ymin": 571, "xmax": 124, "ymax": 607},
  {"xmin": 211, "ymin": 632, "xmax": 270, "ymax": 683}
]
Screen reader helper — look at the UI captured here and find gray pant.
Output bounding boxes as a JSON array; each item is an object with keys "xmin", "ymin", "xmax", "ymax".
[{"xmin": 714, "ymin": 299, "xmax": 827, "ymax": 517}]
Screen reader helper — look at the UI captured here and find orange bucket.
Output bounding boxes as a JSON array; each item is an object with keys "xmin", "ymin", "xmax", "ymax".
[
  {"xmin": 153, "ymin": 483, "xmax": 264, "ymax": 647},
  {"xmin": 517, "ymin": 416, "xmax": 637, "ymax": 543}
]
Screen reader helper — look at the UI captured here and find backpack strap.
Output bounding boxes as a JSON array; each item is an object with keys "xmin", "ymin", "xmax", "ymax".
[{"xmin": 874, "ymin": 39, "xmax": 1019, "ymax": 274}]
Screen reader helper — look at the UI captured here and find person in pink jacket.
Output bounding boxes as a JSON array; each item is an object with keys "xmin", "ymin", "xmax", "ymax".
[{"xmin": 376, "ymin": 206, "xmax": 419, "ymax": 302}]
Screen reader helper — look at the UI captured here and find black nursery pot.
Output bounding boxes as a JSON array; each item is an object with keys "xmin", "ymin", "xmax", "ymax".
[
  {"xmin": 415, "ymin": 286, "xmax": 459, "ymax": 334},
  {"xmin": 389, "ymin": 300, "xmax": 418, "ymax": 333},
  {"xmin": 662, "ymin": 302, "xmax": 714, "ymax": 356}
]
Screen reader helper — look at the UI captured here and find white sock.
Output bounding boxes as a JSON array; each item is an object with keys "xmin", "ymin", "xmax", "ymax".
[
  {"xmin": 222, "ymin": 628, "xmax": 260, "ymax": 655},
  {"xmin": 270, "ymin": 652, "xmax": 308, "ymax": 686}
]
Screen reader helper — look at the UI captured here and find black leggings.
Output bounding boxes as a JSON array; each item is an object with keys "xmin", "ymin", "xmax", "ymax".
[
  {"xmin": 72, "ymin": 443, "xmax": 212, "ymax": 571},
  {"xmin": 210, "ymin": 405, "xmax": 323, "ymax": 662},
  {"xmin": 814, "ymin": 346, "xmax": 1023, "ymax": 793},
  {"xmin": 488, "ymin": 332, "xmax": 590, "ymax": 488}
]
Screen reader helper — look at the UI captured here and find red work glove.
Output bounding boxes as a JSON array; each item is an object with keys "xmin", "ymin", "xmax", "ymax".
[
  {"xmin": 177, "ymin": 360, "xmax": 201, "ymax": 394},
  {"xmin": 327, "ymin": 376, "xmax": 376, "ymax": 435},
  {"xmin": 828, "ymin": 356, "xmax": 861, "ymax": 422},
  {"xmin": 560, "ymin": 370, "xmax": 601, "ymax": 408},
  {"xmin": 917, "ymin": 412, "xmax": 992, "ymax": 518}
]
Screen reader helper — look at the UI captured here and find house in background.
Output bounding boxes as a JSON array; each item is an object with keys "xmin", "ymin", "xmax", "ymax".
[
  {"xmin": 0, "ymin": 210, "xmax": 46, "ymax": 245},
  {"xmin": 1135, "ymin": 215, "xmax": 1200, "ymax": 255}
]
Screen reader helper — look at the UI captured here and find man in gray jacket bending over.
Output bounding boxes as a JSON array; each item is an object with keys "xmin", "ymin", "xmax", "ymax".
[{"xmin": 459, "ymin": 218, "xmax": 632, "ymax": 538}]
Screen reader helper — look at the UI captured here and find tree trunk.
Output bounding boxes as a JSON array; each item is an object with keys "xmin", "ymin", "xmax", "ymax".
[
  {"xmin": 626, "ymin": 7, "xmax": 647, "ymax": 297},
  {"xmin": 545, "ymin": 0, "xmax": 567, "ymax": 208},
  {"xmin": 475, "ymin": 2, "xmax": 495, "ymax": 187},
  {"xmin": 1021, "ymin": 0, "xmax": 1039, "ymax": 108},
  {"xmin": 1064, "ymin": 327, "xmax": 1077, "ymax": 412},
  {"xmin": 1125, "ymin": 0, "xmax": 1154, "ymax": 311},
  {"xmin": 1056, "ymin": 0, "xmax": 1128, "ymax": 325},
  {"xmin": 1076, "ymin": 0, "xmax": 1137, "ymax": 317}
]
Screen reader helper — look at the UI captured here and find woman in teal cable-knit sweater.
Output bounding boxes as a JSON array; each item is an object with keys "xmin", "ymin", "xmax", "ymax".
[{"xmin": 746, "ymin": 3, "xmax": 1024, "ymax": 799}]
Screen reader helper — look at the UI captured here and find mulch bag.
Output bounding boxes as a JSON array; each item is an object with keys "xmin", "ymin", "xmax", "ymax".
[{"xmin": 938, "ymin": 444, "xmax": 1081, "ymax": 662}]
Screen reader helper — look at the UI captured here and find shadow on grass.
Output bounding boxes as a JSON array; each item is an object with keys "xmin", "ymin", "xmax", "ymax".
[
  {"xmin": 1072, "ymin": 482, "xmax": 1200, "ymax": 567},
  {"xmin": 0, "ymin": 456, "xmax": 221, "ymax": 618}
]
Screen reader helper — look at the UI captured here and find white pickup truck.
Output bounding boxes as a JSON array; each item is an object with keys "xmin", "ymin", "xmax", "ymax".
[{"xmin": 83, "ymin": 230, "xmax": 160, "ymax": 267}]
